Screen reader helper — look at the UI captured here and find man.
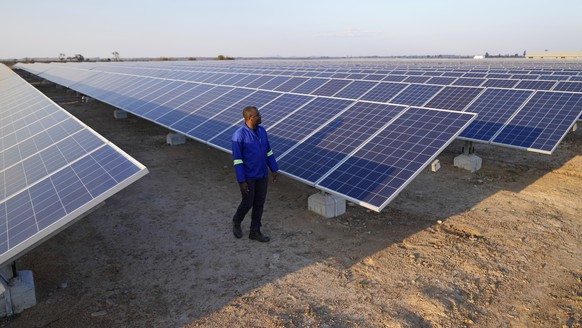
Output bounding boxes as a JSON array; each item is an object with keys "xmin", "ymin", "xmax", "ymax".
[{"xmin": 231, "ymin": 106, "xmax": 279, "ymax": 242}]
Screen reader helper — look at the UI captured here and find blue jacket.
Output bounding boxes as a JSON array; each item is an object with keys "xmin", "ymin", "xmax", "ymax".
[{"xmin": 232, "ymin": 123, "xmax": 278, "ymax": 183}]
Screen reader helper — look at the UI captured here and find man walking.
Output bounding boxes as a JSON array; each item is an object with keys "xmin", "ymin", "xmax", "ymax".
[{"xmin": 232, "ymin": 106, "xmax": 279, "ymax": 242}]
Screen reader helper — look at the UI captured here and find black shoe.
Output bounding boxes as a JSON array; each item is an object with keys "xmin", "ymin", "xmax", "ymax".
[
  {"xmin": 233, "ymin": 221, "xmax": 242, "ymax": 239},
  {"xmin": 249, "ymin": 230, "xmax": 270, "ymax": 242}
]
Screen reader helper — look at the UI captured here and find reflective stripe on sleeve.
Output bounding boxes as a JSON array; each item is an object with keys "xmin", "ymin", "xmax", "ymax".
[
  {"xmin": 233, "ymin": 159, "xmax": 244, "ymax": 165},
  {"xmin": 267, "ymin": 150, "xmax": 274, "ymax": 157}
]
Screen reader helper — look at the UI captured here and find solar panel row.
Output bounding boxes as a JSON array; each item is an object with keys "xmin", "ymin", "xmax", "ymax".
[
  {"xmin": 15, "ymin": 62, "xmax": 477, "ymax": 212},
  {"xmin": 17, "ymin": 61, "xmax": 581, "ymax": 154},
  {"xmin": 0, "ymin": 64, "xmax": 148, "ymax": 267}
]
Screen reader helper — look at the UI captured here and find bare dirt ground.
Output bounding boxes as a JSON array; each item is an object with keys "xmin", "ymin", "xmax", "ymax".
[{"xmin": 2, "ymin": 77, "xmax": 581, "ymax": 327}]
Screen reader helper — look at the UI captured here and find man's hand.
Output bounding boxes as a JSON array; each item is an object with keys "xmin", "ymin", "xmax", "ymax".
[
  {"xmin": 272, "ymin": 171, "xmax": 279, "ymax": 183},
  {"xmin": 239, "ymin": 181, "xmax": 249, "ymax": 195}
]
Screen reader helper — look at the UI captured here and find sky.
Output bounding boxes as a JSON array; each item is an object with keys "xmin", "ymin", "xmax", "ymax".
[{"xmin": 1, "ymin": 0, "xmax": 581, "ymax": 59}]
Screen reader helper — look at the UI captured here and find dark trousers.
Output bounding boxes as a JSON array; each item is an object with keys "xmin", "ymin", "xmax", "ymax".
[{"xmin": 233, "ymin": 177, "xmax": 268, "ymax": 230}]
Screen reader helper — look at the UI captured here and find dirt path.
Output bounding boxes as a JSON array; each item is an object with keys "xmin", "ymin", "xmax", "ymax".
[{"xmin": 2, "ymin": 80, "xmax": 581, "ymax": 327}]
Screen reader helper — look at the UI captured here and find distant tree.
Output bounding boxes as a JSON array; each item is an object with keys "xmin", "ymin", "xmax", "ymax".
[
  {"xmin": 188, "ymin": 57, "xmax": 196, "ymax": 61},
  {"xmin": 217, "ymin": 55, "xmax": 225, "ymax": 60},
  {"xmin": 484, "ymin": 52, "xmax": 490, "ymax": 58},
  {"xmin": 58, "ymin": 53, "xmax": 66, "ymax": 62},
  {"xmin": 523, "ymin": 50, "xmax": 527, "ymax": 57},
  {"xmin": 112, "ymin": 51, "xmax": 120, "ymax": 61},
  {"xmin": 74, "ymin": 54, "xmax": 84, "ymax": 62}
]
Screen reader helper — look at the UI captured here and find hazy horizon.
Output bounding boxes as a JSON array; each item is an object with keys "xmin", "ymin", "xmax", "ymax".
[{"xmin": 2, "ymin": 0, "xmax": 581, "ymax": 60}]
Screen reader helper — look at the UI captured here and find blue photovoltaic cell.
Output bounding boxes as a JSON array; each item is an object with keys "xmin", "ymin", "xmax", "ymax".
[
  {"xmin": 317, "ymin": 107, "xmax": 476, "ymax": 211},
  {"xmin": 222, "ymin": 74, "xmax": 248, "ymax": 86},
  {"xmin": 492, "ymin": 91, "xmax": 582, "ymax": 153},
  {"xmin": 359, "ymin": 82, "xmax": 408, "ymax": 103},
  {"xmin": 268, "ymin": 97, "xmax": 353, "ymax": 155},
  {"xmin": 113, "ymin": 78, "xmax": 168, "ymax": 109},
  {"xmin": 539, "ymin": 75, "xmax": 567, "ymax": 81},
  {"xmin": 251, "ymin": 94, "xmax": 315, "ymax": 130},
  {"xmin": 279, "ymin": 102, "xmax": 406, "ymax": 184},
  {"xmin": 244, "ymin": 75, "xmax": 275, "ymax": 88},
  {"xmin": 452, "ymin": 78, "xmax": 484, "ymax": 87},
  {"xmin": 173, "ymin": 88, "xmax": 254, "ymax": 138},
  {"xmin": 486, "ymin": 73, "xmax": 512, "ymax": 79},
  {"xmin": 442, "ymin": 72, "xmax": 464, "ymax": 77},
  {"xmin": 167, "ymin": 86, "xmax": 235, "ymax": 132},
  {"xmin": 346, "ymin": 73, "xmax": 367, "ymax": 79},
  {"xmin": 143, "ymin": 84, "xmax": 213, "ymax": 123},
  {"xmin": 103, "ymin": 76, "xmax": 155, "ymax": 106},
  {"xmin": 200, "ymin": 93, "xmax": 309, "ymax": 147},
  {"xmin": 481, "ymin": 79, "xmax": 519, "ymax": 88},
  {"xmin": 427, "ymin": 77, "xmax": 456, "ymax": 85},
  {"xmin": 424, "ymin": 86, "xmax": 483, "ymax": 111},
  {"xmin": 382, "ymin": 75, "xmax": 407, "ymax": 82},
  {"xmin": 515, "ymin": 80, "xmax": 557, "ymax": 90},
  {"xmin": 290, "ymin": 78, "xmax": 329, "ymax": 94},
  {"xmin": 230, "ymin": 75, "xmax": 261, "ymax": 87},
  {"xmin": 553, "ymin": 81, "xmax": 582, "ymax": 92},
  {"xmin": 131, "ymin": 81, "xmax": 188, "ymax": 110},
  {"xmin": 512, "ymin": 74, "xmax": 539, "ymax": 80},
  {"xmin": 132, "ymin": 82, "xmax": 191, "ymax": 117},
  {"xmin": 310, "ymin": 79, "xmax": 352, "ymax": 97},
  {"xmin": 463, "ymin": 73, "xmax": 487, "ymax": 78},
  {"xmin": 390, "ymin": 84, "xmax": 442, "ymax": 106},
  {"xmin": 333, "ymin": 81, "xmax": 378, "ymax": 100},
  {"xmin": 257, "ymin": 76, "xmax": 291, "ymax": 90},
  {"xmin": 197, "ymin": 91, "xmax": 281, "ymax": 149},
  {"xmin": 403, "ymin": 76, "xmax": 431, "ymax": 83},
  {"xmin": 274, "ymin": 77, "xmax": 309, "ymax": 92},
  {"xmin": 460, "ymin": 89, "xmax": 533, "ymax": 141},
  {"xmin": 364, "ymin": 74, "xmax": 384, "ymax": 81}
]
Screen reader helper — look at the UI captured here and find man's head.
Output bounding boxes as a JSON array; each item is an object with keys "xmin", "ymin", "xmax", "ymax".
[{"xmin": 243, "ymin": 106, "xmax": 261, "ymax": 127}]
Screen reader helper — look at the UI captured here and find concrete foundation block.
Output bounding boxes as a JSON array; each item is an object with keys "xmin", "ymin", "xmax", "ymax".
[
  {"xmin": 0, "ymin": 271, "xmax": 36, "ymax": 317},
  {"xmin": 166, "ymin": 132, "xmax": 186, "ymax": 145},
  {"xmin": 454, "ymin": 154, "xmax": 482, "ymax": 172},
  {"xmin": 113, "ymin": 109, "xmax": 128, "ymax": 119},
  {"xmin": 308, "ymin": 193, "xmax": 346, "ymax": 218}
]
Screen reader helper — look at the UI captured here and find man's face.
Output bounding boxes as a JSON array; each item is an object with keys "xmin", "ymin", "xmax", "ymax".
[{"xmin": 250, "ymin": 109, "xmax": 262, "ymax": 126}]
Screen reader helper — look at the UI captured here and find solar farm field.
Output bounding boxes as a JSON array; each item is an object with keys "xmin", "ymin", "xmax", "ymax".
[{"xmin": 4, "ymin": 61, "xmax": 581, "ymax": 327}]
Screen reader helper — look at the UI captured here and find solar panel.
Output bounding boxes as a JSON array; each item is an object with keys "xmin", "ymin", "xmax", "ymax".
[
  {"xmin": 310, "ymin": 79, "xmax": 352, "ymax": 97},
  {"xmin": 317, "ymin": 107, "xmax": 476, "ymax": 211},
  {"xmin": 426, "ymin": 77, "xmax": 456, "ymax": 85},
  {"xmin": 279, "ymin": 102, "xmax": 407, "ymax": 184},
  {"xmin": 515, "ymin": 80, "xmax": 557, "ymax": 90},
  {"xmin": 167, "ymin": 85, "xmax": 234, "ymax": 132},
  {"xmin": 553, "ymin": 81, "xmax": 582, "ymax": 92},
  {"xmin": 481, "ymin": 79, "xmax": 519, "ymax": 88},
  {"xmin": 177, "ymin": 88, "xmax": 256, "ymax": 140},
  {"xmin": 290, "ymin": 78, "xmax": 329, "ymax": 94},
  {"xmin": 390, "ymin": 84, "xmax": 443, "ymax": 106},
  {"xmin": 268, "ymin": 97, "xmax": 354, "ymax": 154},
  {"xmin": 273, "ymin": 77, "xmax": 309, "ymax": 92},
  {"xmin": 492, "ymin": 91, "xmax": 582, "ymax": 153},
  {"xmin": 424, "ymin": 86, "xmax": 484, "ymax": 111},
  {"xmin": 200, "ymin": 91, "xmax": 282, "ymax": 149},
  {"xmin": 460, "ymin": 89, "xmax": 533, "ymax": 141},
  {"xmin": 333, "ymin": 80, "xmax": 378, "ymax": 100},
  {"xmin": 0, "ymin": 64, "xmax": 147, "ymax": 266},
  {"xmin": 359, "ymin": 82, "xmax": 408, "ymax": 103}
]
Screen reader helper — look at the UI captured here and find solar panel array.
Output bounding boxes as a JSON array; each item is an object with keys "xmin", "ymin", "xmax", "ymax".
[
  {"xmin": 0, "ymin": 64, "xmax": 148, "ymax": 267},
  {"xmin": 15, "ymin": 58, "xmax": 582, "ymax": 210}
]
